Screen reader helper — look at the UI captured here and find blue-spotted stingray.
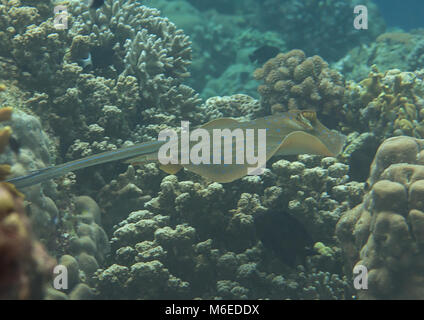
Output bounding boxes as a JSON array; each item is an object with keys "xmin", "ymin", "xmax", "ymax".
[{"xmin": 7, "ymin": 110, "xmax": 346, "ymax": 188}]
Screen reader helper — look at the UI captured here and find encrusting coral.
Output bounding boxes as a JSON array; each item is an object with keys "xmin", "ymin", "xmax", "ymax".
[{"xmin": 336, "ymin": 136, "xmax": 424, "ymax": 299}]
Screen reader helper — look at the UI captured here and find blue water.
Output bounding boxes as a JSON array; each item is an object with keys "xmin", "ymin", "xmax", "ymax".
[{"xmin": 373, "ymin": 0, "xmax": 424, "ymax": 31}]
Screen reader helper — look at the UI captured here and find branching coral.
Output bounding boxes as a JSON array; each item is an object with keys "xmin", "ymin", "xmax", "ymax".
[
  {"xmin": 1, "ymin": 0, "xmax": 201, "ymax": 187},
  {"xmin": 69, "ymin": 0, "xmax": 198, "ymax": 113},
  {"xmin": 345, "ymin": 66, "xmax": 424, "ymax": 139},
  {"xmin": 90, "ymin": 150, "xmax": 363, "ymax": 299},
  {"xmin": 254, "ymin": 50, "xmax": 345, "ymax": 126}
]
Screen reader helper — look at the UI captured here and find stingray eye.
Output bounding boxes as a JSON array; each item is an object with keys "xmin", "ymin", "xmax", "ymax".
[
  {"xmin": 296, "ymin": 112, "xmax": 313, "ymax": 129},
  {"xmin": 301, "ymin": 110, "xmax": 317, "ymax": 122}
]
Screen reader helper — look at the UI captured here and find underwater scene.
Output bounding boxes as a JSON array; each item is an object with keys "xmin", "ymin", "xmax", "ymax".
[{"xmin": 0, "ymin": 0, "xmax": 423, "ymax": 301}]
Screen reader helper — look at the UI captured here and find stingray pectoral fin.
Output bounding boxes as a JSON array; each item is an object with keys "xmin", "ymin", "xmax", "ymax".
[
  {"xmin": 184, "ymin": 163, "xmax": 249, "ymax": 183},
  {"xmin": 123, "ymin": 152, "xmax": 157, "ymax": 165},
  {"xmin": 159, "ymin": 163, "xmax": 183, "ymax": 175},
  {"xmin": 199, "ymin": 117, "xmax": 241, "ymax": 130},
  {"xmin": 275, "ymin": 131, "xmax": 336, "ymax": 157}
]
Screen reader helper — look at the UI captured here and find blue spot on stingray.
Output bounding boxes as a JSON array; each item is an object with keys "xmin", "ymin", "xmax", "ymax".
[{"xmin": 276, "ymin": 128, "xmax": 281, "ymax": 133}]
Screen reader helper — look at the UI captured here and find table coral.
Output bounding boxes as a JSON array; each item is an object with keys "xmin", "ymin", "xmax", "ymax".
[{"xmin": 336, "ymin": 136, "xmax": 424, "ymax": 299}]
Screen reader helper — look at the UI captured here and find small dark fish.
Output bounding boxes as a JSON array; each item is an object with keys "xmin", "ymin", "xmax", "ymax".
[
  {"xmin": 249, "ymin": 45, "xmax": 280, "ymax": 64},
  {"xmin": 9, "ymin": 136, "xmax": 21, "ymax": 154},
  {"xmin": 91, "ymin": 46, "xmax": 116, "ymax": 69},
  {"xmin": 88, "ymin": 0, "xmax": 105, "ymax": 9},
  {"xmin": 254, "ymin": 209, "xmax": 314, "ymax": 267}
]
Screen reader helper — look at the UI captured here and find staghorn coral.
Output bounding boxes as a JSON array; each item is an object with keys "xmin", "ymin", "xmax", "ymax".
[
  {"xmin": 254, "ymin": 50, "xmax": 345, "ymax": 126},
  {"xmin": 336, "ymin": 136, "xmax": 424, "ymax": 299}
]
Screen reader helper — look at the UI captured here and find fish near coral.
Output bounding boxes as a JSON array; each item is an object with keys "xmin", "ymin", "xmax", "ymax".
[
  {"xmin": 87, "ymin": 0, "xmax": 105, "ymax": 9},
  {"xmin": 249, "ymin": 45, "xmax": 280, "ymax": 64},
  {"xmin": 7, "ymin": 110, "xmax": 346, "ymax": 188}
]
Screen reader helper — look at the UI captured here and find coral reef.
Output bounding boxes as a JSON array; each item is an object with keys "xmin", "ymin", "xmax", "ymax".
[
  {"xmin": 0, "ymin": 83, "xmax": 60, "ymax": 247},
  {"xmin": 0, "ymin": 107, "xmax": 55, "ymax": 299},
  {"xmin": 201, "ymin": 94, "xmax": 263, "ymax": 121},
  {"xmin": 336, "ymin": 136, "xmax": 424, "ymax": 299},
  {"xmin": 3, "ymin": 0, "xmax": 417, "ymax": 301},
  {"xmin": 45, "ymin": 196, "xmax": 109, "ymax": 300},
  {"xmin": 253, "ymin": 50, "xmax": 345, "ymax": 125},
  {"xmin": 91, "ymin": 153, "xmax": 362, "ymax": 299},
  {"xmin": 0, "ymin": 0, "xmax": 202, "ymax": 191},
  {"xmin": 0, "ymin": 181, "xmax": 55, "ymax": 299},
  {"xmin": 335, "ymin": 31, "xmax": 424, "ymax": 82},
  {"xmin": 68, "ymin": 0, "xmax": 197, "ymax": 112},
  {"xmin": 259, "ymin": 0, "xmax": 385, "ymax": 61},
  {"xmin": 345, "ymin": 66, "xmax": 424, "ymax": 140}
]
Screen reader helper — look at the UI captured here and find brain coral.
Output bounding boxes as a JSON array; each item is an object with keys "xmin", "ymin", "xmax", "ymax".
[
  {"xmin": 254, "ymin": 50, "xmax": 345, "ymax": 126},
  {"xmin": 336, "ymin": 136, "xmax": 424, "ymax": 299}
]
